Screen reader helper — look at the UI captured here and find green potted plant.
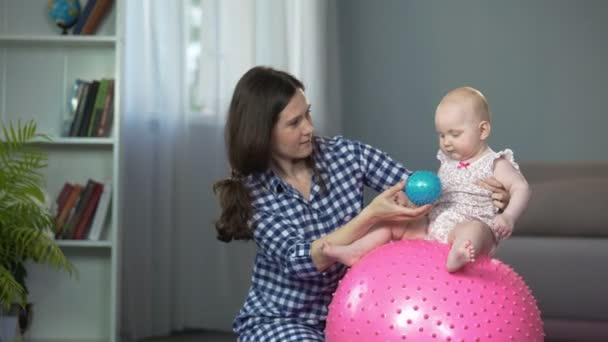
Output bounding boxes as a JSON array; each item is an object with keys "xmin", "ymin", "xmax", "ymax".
[{"xmin": 0, "ymin": 120, "xmax": 73, "ymax": 338}]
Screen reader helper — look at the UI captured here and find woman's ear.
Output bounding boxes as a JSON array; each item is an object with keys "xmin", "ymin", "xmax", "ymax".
[{"xmin": 479, "ymin": 121, "xmax": 491, "ymax": 140}]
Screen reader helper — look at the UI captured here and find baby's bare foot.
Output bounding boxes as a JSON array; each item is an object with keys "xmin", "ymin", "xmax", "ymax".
[
  {"xmin": 321, "ymin": 241, "xmax": 362, "ymax": 267},
  {"xmin": 446, "ymin": 240, "xmax": 476, "ymax": 272}
]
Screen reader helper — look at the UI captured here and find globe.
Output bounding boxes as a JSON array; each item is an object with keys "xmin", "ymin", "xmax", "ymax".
[{"xmin": 49, "ymin": 0, "xmax": 81, "ymax": 35}]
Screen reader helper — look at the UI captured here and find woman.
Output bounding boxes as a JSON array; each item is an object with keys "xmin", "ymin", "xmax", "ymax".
[{"xmin": 213, "ymin": 66, "xmax": 509, "ymax": 341}]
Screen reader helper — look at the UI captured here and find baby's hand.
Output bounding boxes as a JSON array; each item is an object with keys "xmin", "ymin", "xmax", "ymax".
[{"xmin": 493, "ymin": 213, "xmax": 514, "ymax": 240}]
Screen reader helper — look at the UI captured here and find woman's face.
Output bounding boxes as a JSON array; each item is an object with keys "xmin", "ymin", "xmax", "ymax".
[{"xmin": 270, "ymin": 89, "xmax": 314, "ymax": 164}]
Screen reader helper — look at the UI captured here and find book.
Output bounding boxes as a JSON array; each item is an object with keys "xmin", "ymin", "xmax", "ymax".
[
  {"xmin": 96, "ymin": 79, "xmax": 115, "ymax": 137},
  {"xmin": 68, "ymin": 81, "xmax": 91, "ymax": 136},
  {"xmin": 55, "ymin": 184, "xmax": 83, "ymax": 238},
  {"xmin": 87, "ymin": 181, "xmax": 112, "ymax": 241},
  {"xmin": 54, "ymin": 183, "xmax": 74, "ymax": 221},
  {"xmin": 77, "ymin": 80, "xmax": 100, "ymax": 136},
  {"xmin": 62, "ymin": 180, "xmax": 97, "ymax": 239},
  {"xmin": 87, "ymin": 79, "xmax": 110, "ymax": 136},
  {"xmin": 62, "ymin": 79, "xmax": 86, "ymax": 137},
  {"xmin": 72, "ymin": 0, "xmax": 97, "ymax": 35},
  {"xmin": 81, "ymin": 0, "xmax": 114, "ymax": 35},
  {"xmin": 73, "ymin": 182, "xmax": 104, "ymax": 240}
]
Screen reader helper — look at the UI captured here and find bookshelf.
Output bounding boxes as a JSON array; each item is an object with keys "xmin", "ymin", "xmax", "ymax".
[{"xmin": 0, "ymin": 1, "xmax": 122, "ymax": 341}]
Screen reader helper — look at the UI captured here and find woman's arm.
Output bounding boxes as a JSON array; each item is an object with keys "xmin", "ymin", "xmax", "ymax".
[
  {"xmin": 252, "ymin": 181, "xmax": 430, "ymax": 279},
  {"xmin": 476, "ymin": 176, "xmax": 511, "ymax": 211},
  {"xmin": 311, "ymin": 181, "xmax": 431, "ymax": 271}
]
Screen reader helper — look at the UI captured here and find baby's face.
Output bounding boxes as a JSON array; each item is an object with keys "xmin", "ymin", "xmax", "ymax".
[{"xmin": 435, "ymin": 101, "xmax": 486, "ymax": 161}]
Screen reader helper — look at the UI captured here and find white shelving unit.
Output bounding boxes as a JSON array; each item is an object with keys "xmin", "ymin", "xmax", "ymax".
[{"xmin": 0, "ymin": 1, "xmax": 122, "ymax": 341}]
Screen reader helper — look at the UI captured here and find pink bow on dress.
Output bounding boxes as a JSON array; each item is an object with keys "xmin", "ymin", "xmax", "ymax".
[{"xmin": 457, "ymin": 161, "xmax": 471, "ymax": 169}]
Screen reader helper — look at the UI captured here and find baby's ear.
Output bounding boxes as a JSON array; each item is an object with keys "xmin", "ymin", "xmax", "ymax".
[{"xmin": 479, "ymin": 120, "xmax": 491, "ymax": 140}]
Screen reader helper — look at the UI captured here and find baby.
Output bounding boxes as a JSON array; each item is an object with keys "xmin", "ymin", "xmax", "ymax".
[{"xmin": 322, "ymin": 87, "xmax": 531, "ymax": 272}]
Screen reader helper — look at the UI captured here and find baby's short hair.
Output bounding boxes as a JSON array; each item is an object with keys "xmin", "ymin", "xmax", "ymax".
[{"xmin": 441, "ymin": 86, "xmax": 491, "ymax": 122}]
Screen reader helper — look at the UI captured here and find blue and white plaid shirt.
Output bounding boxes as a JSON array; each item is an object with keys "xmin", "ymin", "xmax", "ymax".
[{"xmin": 234, "ymin": 136, "xmax": 411, "ymax": 338}]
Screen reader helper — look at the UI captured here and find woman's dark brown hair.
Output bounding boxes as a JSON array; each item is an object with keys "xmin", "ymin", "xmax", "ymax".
[{"xmin": 213, "ymin": 66, "xmax": 305, "ymax": 242}]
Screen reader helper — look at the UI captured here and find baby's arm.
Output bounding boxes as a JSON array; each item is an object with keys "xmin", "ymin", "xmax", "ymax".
[{"xmin": 492, "ymin": 158, "xmax": 531, "ymax": 239}]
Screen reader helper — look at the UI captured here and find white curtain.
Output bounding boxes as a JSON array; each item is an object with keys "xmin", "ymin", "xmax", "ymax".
[{"xmin": 120, "ymin": 0, "xmax": 341, "ymax": 339}]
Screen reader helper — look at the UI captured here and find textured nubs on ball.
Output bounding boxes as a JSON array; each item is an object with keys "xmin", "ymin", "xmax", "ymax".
[{"xmin": 326, "ymin": 240, "xmax": 544, "ymax": 342}]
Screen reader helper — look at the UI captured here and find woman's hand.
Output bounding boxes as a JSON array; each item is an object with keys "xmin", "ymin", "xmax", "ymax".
[
  {"xmin": 476, "ymin": 177, "xmax": 510, "ymax": 212},
  {"xmin": 364, "ymin": 180, "xmax": 432, "ymax": 224},
  {"xmin": 312, "ymin": 181, "xmax": 430, "ymax": 272}
]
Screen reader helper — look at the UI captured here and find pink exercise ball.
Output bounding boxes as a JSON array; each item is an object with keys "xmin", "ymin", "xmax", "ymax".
[{"xmin": 326, "ymin": 240, "xmax": 544, "ymax": 342}]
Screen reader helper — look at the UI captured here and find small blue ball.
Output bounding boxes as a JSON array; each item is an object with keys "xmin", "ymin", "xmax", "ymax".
[{"xmin": 404, "ymin": 170, "xmax": 442, "ymax": 206}]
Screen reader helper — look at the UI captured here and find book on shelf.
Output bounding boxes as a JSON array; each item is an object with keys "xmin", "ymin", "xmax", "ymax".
[
  {"xmin": 87, "ymin": 79, "xmax": 110, "ymax": 136},
  {"xmin": 65, "ymin": 78, "xmax": 115, "ymax": 137},
  {"xmin": 88, "ymin": 181, "xmax": 112, "ymax": 241},
  {"xmin": 72, "ymin": 0, "xmax": 96, "ymax": 35},
  {"xmin": 68, "ymin": 81, "xmax": 90, "ymax": 137},
  {"xmin": 77, "ymin": 80, "xmax": 99, "ymax": 137},
  {"xmin": 55, "ymin": 184, "xmax": 83, "ymax": 238},
  {"xmin": 53, "ymin": 179, "xmax": 111, "ymax": 241},
  {"xmin": 81, "ymin": 0, "xmax": 114, "ymax": 35},
  {"xmin": 73, "ymin": 0, "xmax": 114, "ymax": 35},
  {"xmin": 73, "ymin": 182, "xmax": 104, "ymax": 239},
  {"xmin": 96, "ymin": 79, "xmax": 115, "ymax": 137},
  {"xmin": 54, "ymin": 182, "xmax": 74, "ymax": 217},
  {"xmin": 61, "ymin": 79, "xmax": 86, "ymax": 137},
  {"xmin": 61, "ymin": 179, "xmax": 98, "ymax": 238}
]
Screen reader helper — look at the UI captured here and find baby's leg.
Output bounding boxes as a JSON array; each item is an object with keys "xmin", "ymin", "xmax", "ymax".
[
  {"xmin": 400, "ymin": 216, "xmax": 428, "ymax": 240},
  {"xmin": 446, "ymin": 220, "xmax": 495, "ymax": 272},
  {"xmin": 322, "ymin": 225, "xmax": 394, "ymax": 266}
]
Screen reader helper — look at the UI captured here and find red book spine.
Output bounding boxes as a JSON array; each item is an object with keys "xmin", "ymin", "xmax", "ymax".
[
  {"xmin": 55, "ymin": 184, "xmax": 83, "ymax": 238},
  {"xmin": 55, "ymin": 183, "xmax": 73, "ymax": 220},
  {"xmin": 81, "ymin": 0, "xmax": 114, "ymax": 35},
  {"xmin": 73, "ymin": 183, "xmax": 104, "ymax": 240}
]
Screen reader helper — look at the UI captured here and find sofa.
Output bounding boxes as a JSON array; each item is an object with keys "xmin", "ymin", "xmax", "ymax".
[{"xmin": 495, "ymin": 161, "xmax": 608, "ymax": 341}]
